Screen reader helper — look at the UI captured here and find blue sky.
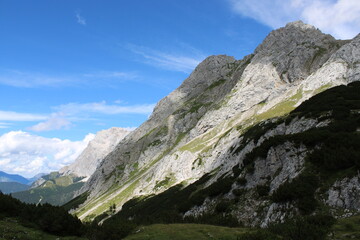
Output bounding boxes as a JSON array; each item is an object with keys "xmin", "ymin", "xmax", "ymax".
[{"xmin": 0, "ymin": 0, "xmax": 359, "ymax": 177}]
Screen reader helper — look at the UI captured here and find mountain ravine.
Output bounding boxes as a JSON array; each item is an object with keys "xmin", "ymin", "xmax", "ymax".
[{"xmin": 72, "ymin": 21, "xmax": 360, "ymax": 225}]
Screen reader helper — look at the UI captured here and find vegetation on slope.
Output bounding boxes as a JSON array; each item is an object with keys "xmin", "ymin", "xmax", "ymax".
[
  {"xmin": 12, "ymin": 172, "xmax": 85, "ymax": 206},
  {"xmin": 0, "ymin": 192, "xmax": 84, "ymax": 237},
  {"xmin": 0, "ymin": 218, "xmax": 85, "ymax": 240},
  {"xmin": 123, "ymin": 223, "xmax": 253, "ymax": 240},
  {"xmin": 0, "ymin": 182, "xmax": 29, "ymax": 194},
  {"xmin": 0, "ymin": 192, "xmax": 136, "ymax": 240},
  {"xmin": 99, "ymin": 82, "xmax": 360, "ymax": 239},
  {"xmin": 13, "ymin": 182, "xmax": 84, "ymax": 206}
]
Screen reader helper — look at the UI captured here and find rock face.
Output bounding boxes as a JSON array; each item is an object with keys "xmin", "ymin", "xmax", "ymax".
[
  {"xmin": 75, "ymin": 21, "xmax": 360, "ymax": 223},
  {"xmin": 59, "ymin": 127, "xmax": 130, "ymax": 180}
]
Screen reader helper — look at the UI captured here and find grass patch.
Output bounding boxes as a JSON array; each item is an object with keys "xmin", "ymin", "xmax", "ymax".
[
  {"xmin": 124, "ymin": 223, "xmax": 251, "ymax": 240},
  {"xmin": 12, "ymin": 182, "xmax": 84, "ymax": 206},
  {"xmin": 62, "ymin": 192, "xmax": 89, "ymax": 211},
  {"xmin": 0, "ymin": 218, "xmax": 86, "ymax": 240},
  {"xmin": 179, "ymin": 128, "xmax": 217, "ymax": 153},
  {"xmin": 154, "ymin": 176, "xmax": 175, "ymax": 191},
  {"xmin": 206, "ymin": 78, "xmax": 226, "ymax": 90},
  {"xmin": 254, "ymin": 89, "xmax": 303, "ymax": 122},
  {"xmin": 331, "ymin": 214, "xmax": 360, "ymax": 239}
]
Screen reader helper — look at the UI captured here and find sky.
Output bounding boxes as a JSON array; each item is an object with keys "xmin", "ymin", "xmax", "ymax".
[{"xmin": 0, "ymin": 0, "xmax": 359, "ymax": 177}]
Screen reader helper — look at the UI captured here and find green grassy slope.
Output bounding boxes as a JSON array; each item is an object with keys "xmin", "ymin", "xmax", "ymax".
[
  {"xmin": 12, "ymin": 172, "xmax": 86, "ymax": 206},
  {"xmin": 330, "ymin": 215, "xmax": 360, "ymax": 240},
  {"xmin": 12, "ymin": 182, "xmax": 84, "ymax": 206},
  {"xmin": 0, "ymin": 218, "xmax": 86, "ymax": 240},
  {"xmin": 123, "ymin": 215, "xmax": 360, "ymax": 240},
  {"xmin": 0, "ymin": 182, "xmax": 29, "ymax": 194},
  {"xmin": 124, "ymin": 224, "xmax": 252, "ymax": 240}
]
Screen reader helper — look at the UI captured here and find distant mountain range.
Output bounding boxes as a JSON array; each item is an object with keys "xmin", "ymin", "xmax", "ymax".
[
  {"xmin": 0, "ymin": 171, "xmax": 46, "ymax": 194},
  {"xmin": 0, "ymin": 182, "xmax": 29, "ymax": 194},
  {"xmin": 0, "ymin": 171, "xmax": 32, "ymax": 185}
]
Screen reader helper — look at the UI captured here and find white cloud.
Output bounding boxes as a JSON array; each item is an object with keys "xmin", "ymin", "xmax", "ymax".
[
  {"xmin": 82, "ymin": 71, "xmax": 137, "ymax": 79},
  {"xmin": 0, "ymin": 69, "xmax": 137, "ymax": 88},
  {"xmin": 0, "ymin": 101, "xmax": 153, "ymax": 132},
  {"xmin": 0, "ymin": 122, "xmax": 11, "ymax": 129},
  {"xmin": 28, "ymin": 113, "xmax": 72, "ymax": 132},
  {"xmin": 229, "ymin": 0, "xmax": 360, "ymax": 39},
  {"xmin": 0, "ymin": 131, "xmax": 94, "ymax": 177},
  {"xmin": 127, "ymin": 44, "xmax": 205, "ymax": 73},
  {"xmin": 26, "ymin": 101, "xmax": 155, "ymax": 132},
  {"xmin": 55, "ymin": 101, "xmax": 155, "ymax": 115},
  {"xmin": 76, "ymin": 12, "xmax": 86, "ymax": 26},
  {"xmin": 0, "ymin": 110, "xmax": 47, "ymax": 121},
  {"xmin": 0, "ymin": 70, "xmax": 77, "ymax": 88}
]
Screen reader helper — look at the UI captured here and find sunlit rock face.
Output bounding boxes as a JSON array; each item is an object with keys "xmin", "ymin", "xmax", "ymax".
[
  {"xmin": 59, "ymin": 127, "xmax": 131, "ymax": 180},
  {"xmin": 75, "ymin": 21, "xmax": 360, "ymax": 223}
]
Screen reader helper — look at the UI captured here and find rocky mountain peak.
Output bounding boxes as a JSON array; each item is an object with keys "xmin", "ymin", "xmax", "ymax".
[
  {"xmin": 146, "ymin": 54, "xmax": 235, "ymax": 129},
  {"xmin": 253, "ymin": 20, "xmax": 343, "ymax": 83},
  {"xmin": 284, "ymin": 20, "xmax": 316, "ymax": 31},
  {"xmin": 59, "ymin": 127, "xmax": 130, "ymax": 179},
  {"xmin": 177, "ymin": 55, "xmax": 235, "ymax": 93}
]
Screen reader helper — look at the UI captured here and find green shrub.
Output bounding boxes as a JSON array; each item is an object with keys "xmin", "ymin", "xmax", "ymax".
[
  {"xmin": 237, "ymin": 230, "xmax": 280, "ymax": 240},
  {"xmin": 237, "ymin": 177, "xmax": 247, "ymax": 185},
  {"xmin": 272, "ymin": 172, "xmax": 319, "ymax": 214},
  {"xmin": 269, "ymin": 214, "xmax": 336, "ymax": 240},
  {"xmin": 215, "ymin": 200, "xmax": 231, "ymax": 213},
  {"xmin": 256, "ymin": 184, "xmax": 270, "ymax": 197},
  {"xmin": 232, "ymin": 189, "xmax": 245, "ymax": 197}
]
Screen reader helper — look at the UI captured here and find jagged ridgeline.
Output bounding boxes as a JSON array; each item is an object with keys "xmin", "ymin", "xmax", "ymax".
[{"xmin": 70, "ymin": 21, "xmax": 359, "ymax": 226}]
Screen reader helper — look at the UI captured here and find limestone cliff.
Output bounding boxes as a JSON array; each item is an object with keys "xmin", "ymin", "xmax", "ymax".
[
  {"xmin": 59, "ymin": 127, "xmax": 130, "ymax": 180},
  {"xmin": 74, "ymin": 21, "xmax": 360, "ymax": 223}
]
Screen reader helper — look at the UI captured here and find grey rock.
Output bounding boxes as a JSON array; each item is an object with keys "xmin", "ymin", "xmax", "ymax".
[
  {"xmin": 74, "ymin": 21, "xmax": 360, "ymax": 222},
  {"xmin": 60, "ymin": 127, "xmax": 130, "ymax": 180}
]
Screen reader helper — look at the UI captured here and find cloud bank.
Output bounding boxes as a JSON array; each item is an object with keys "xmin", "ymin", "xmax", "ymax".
[
  {"xmin": 0, "ymin": 131, "xmax": 94, "ymax": 178},
  {"xmin": 229, "ymin": 0, "xmax": 360, "ymax": 39}
]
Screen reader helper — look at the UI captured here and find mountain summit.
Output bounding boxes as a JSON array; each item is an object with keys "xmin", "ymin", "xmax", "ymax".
[
  {"xmin": 71, "ymin": 21, "xmax": 360, "ymax": 225},
  {"xmin": 59, "ymin": 127, "xmax": 131, "ymax": 180}
]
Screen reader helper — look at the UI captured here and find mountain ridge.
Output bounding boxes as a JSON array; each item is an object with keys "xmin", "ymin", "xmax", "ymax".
[
  {"xmin": 73, "ymin": 21, "xmax": 360, "ymax": 223},
  {"xmin": 0, "ymin": 171, "xmax": 31, "ymax": 185}
]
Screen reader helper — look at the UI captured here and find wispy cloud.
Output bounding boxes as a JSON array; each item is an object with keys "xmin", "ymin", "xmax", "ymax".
[
  {"xmin": 82, "ymin": 71, "xmax": 137, "ymax": 79},
  {"xmin": 127, "ymin": 44, "xmax": 206, "ymax": 73},
  {"xmin": 76, "ymin": 12, "xmax": 86, "ymax": 26},
  {"xmin": 28, "ymin": 113, "xmax": 72, "ymax": 132},
  {"xmin": 0, "ymin": 110, "xmax": 47, "ymax": 121},
  {"xmin": 0, "ymin": 122, "xmax": 11, "ymax": 129},
  {"xmin": 0, "ymin": 70, "xmax": 75, "ymax": 88},
  {"xmin": 0, "ymin": 69, "xmax": 137, "ymax": 88},
  {"xmin": 27, "ymin": 101, "xmax": 155, "ymax": 132},
  {"xmin": 228, "ymin": 0, "xmax": 360, "ymax": 39},
  {"xmin": 0, "ymin": 100, "xmax": 154, "ymax": 132},
  {"xmin": 55, "ymin": 101, "xmax": 155, "ymax": 115},
  {"xmin": 0, "ymin": 131, "xmax": 94, "ymax": 177}
]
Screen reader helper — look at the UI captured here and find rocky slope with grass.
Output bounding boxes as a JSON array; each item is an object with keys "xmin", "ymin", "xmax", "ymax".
[
  {"xmin": 59, "ymin": 127, "xmax": 131, "ymax": 180},
  {"xmin": 74, "ymin": 21, "xmax": 360, "ymax": 224}
]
